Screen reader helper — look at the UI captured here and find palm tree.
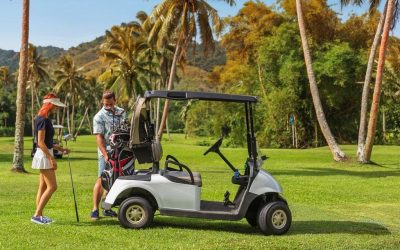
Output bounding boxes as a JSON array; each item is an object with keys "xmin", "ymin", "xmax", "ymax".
[
  {"xmin": 28, "ymin": 43, "xmax": 49, "ymax": 136},
  {"xmin": 74, "ymin": 77, "xmax": 102, "ymax": 138},
  {"xmin": 364, "ymin": 0, "xmax": 397, "ymax": 162},
  {"xmin": 145, "ymin": 0, "xmax": 233, "ymax": 138},
  {"xmin": 340, "ymin": 1, "xmax": 388, "ymax": 162},
  {"xmin": 99, "ymin": 24, "xmax": 155, "ymax": 105},
  {"xmin": 296, "ymin": 0, "xmax": 346, "ymax": 161},
  {"xmin": 0, "ymin": 66, "xmax": 10, "ymax": 90},
  {"xmin": 137, "ymin": 11, "xmax": 175, "ymax": 132},
  {"xmin": 54, "ymin": 55, "xmax": 83, "ymax": 135},
  {"xmin": 12, "ymin": 0, "xmax": 30, "ymax": 173}
]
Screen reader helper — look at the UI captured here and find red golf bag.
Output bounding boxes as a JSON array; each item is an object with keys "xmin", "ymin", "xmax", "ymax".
[{"xmin": 101, "ymin": 121, "xmax": 135, "ymax": 191}]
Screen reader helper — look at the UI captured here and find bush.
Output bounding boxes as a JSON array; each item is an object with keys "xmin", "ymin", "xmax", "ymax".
[{"xmin": 0, "ymin": 127, "xmax": 14, "ymax": 136}]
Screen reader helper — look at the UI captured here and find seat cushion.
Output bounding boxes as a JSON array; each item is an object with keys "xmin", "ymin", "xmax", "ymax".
[{"xmin": 164, "ymin": 171, "xmax": 202, "ymax": 187}]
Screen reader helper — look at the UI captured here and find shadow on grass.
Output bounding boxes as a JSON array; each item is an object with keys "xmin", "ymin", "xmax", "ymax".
[
  {"xmin": 0, "ymin": 154, "xmax": 35, "ymax": 165},
  {"xmin": 0, "ymin": 153, "xmax": 95, "ymax": 166},
  {"xmin": 290, "ymin": 220, "xmax": 390, "ymax": 235},
  {"xmin": 151, "ymin": 219, "xmax": 390, "ymax": 235},
  {"xmin": 83, "ymin": 218, "xmax": 390, "ymax": 236},
  {"xmin": 271, "ymin": 167, "xmax": 400, "ymax": 178},
  {"xmin": 56, "ymin": 217, "xmax": 390, "ymax": 236},
  {"xmin": 69, "ymin": 150, "xmax": 97, "ymax": 154},
  {"xmin": 58, "ymin": 156, "xmax": 97, "ymax": 162}
]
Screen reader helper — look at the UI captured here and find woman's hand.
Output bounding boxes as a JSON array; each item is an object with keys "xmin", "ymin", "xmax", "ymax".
[
  {"xmin": 49, "ymin": 157, "xmax": 57, "ymax": 170},
  {"xmin": 62, "ymin": 148, "xmax": 70, "ymax": 155}
]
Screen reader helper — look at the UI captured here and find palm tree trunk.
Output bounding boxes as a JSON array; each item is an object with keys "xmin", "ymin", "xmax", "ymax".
[
  {"xmin": 71, "ymin": 103, "xmax": 75, "ymax": 136},
  {"xmin": 156, "ymin": 80, "xmax": 161, "ymax": 133},
  {"xmin": 66, "ymin": 103, "xmax": 71, "ymax": 134},
  {"xmin": 34, "ymin": 87, "xmax": 41, "ymax": 108},
  {"xmin": 157, "ymin": 41, "xmax": 181, "ymax": 139},
  {"xmin": 74, "ymin": 107, "xmax": 89, "ymax": 138},
  {"xmin": 31, "ymin": 84, "xmax": 34, "ymax": 137},
  {"xmin": 382, "ymin": 105, "xmax": 386, "ymax": 143},
  {"xmin": 257, "ymin": 61, "xmax": 267, "ymax": 98},
  {"xmin": 357, "ymin": 3, "xmax": 387, "ymax": 162},
  {"xmin": 296, "ymin": 0, "xmax": 346, "ymax": 162},
  {"xmin": 86, "ymin": 112, "xmax": 92, "ymax": 134},
  {"xmin": 60, "ymin": 96, "xmax": 68, "ymax": 138},
  {"xmin": 12, "ymin": 0, "xmax": 30, "ymax": 173},
  {"xmin": 363, "ymin": 0, "xmax": 395, "ymax": 163}
]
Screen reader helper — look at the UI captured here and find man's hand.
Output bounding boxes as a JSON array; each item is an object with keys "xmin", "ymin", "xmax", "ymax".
[
  {"xmin": 103, "ymin": 153, "xmax": 109, "ymax": 162},
  {"xmin": 96, "ymin": 134, "xmax": 108, "ymax": 161}
]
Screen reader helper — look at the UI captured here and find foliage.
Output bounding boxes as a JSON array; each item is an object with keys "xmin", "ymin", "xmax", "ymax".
[
  {"xmin": 280, "ymin": 0, "xmax": 339, "ymax": 45},
  {"xmin": 2, "ymin": 0, "xmax": 400, "ymax": 148},
  {"xmin": 188, "ymin": 0, "xmax": 400, "ymax": 148},
  {"xmin": 221, "ymin": 0, "xmax": 284, "ymax": 63},
  {"xmin": 98, "ymin": 23, "xmax": 155, "ymax": 104},
  {"xmin": 145, "ymin": 0, "xmax": 229, "ymax": 55}
]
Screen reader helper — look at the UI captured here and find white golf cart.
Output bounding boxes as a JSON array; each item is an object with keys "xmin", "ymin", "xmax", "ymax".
[{"xmin": 102, "ymin": 91, "xmax": 292, "ymax": 235}]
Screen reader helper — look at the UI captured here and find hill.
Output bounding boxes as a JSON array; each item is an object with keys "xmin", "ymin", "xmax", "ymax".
[
  {"xmin": 0, "ymin": 32, "xmax": 226, "ymax": 91},
  {"xmin": 0, "ymin": 49, "xmax": 19, "ymax": 72},
  {"xmin": 0, "ymin": 36, "xmax": 225, "ymax": 73}
]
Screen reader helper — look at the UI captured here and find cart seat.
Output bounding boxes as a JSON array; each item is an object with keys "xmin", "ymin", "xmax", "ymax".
[{"xmin": 163, "ymin": 171, "xmax": 202, "ymax": 187}]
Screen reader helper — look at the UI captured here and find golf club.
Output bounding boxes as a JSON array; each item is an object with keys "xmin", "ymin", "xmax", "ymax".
[{"xmin": 64, "ymin": 133, "xmax": 79, "ymax": 223}]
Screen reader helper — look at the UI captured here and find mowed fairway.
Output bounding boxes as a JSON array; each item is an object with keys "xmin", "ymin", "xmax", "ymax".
[{"xmin": 0, "ymin": 135, "xmax": 399, "ymax": 249}]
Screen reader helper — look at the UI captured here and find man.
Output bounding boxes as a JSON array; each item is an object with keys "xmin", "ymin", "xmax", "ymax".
[{"xmin": 91, "ymin": 90, "xmax": 126, "ymax": 220}]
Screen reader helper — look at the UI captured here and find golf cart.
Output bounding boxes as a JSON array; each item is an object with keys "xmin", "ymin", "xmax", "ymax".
[
  {"xmin": 31, "ymin": 124, "xmax": 64, "ymax": 159},
  {"xmin": 102, "ymin": 91, "xmax": 292, "ymax": 235}
]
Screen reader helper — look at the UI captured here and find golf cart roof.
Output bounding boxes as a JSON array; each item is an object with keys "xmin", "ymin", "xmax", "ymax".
[
  {"xmin": 53, "ymin": 125, "xmax": 64, "ymax": 129},
  {"xmin": 144, "ymin": 90, "xmax": 258, "ymax": 103}
]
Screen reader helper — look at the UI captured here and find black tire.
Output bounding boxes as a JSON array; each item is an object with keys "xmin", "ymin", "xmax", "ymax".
[
  {"xmin": 245, "ymin": 209, "xmax": 258, "ymax": 227},
  {"xmin": 257, "ymin": 201, "xmax": 291, "ymax": 235},
  {"xmin": 118, "ymin": 197, "xmax": 154, "ymax": 229}
]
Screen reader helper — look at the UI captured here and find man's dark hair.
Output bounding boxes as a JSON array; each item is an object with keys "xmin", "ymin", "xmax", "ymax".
[{"xmin": 102, "ymin": 90, "xmax": 116, "ymax": 100}]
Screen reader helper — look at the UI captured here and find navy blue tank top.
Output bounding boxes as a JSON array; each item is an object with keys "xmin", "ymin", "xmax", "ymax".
[{"xmin": 34, "ymin": 115, "xmax": 54, "ymax": 149}]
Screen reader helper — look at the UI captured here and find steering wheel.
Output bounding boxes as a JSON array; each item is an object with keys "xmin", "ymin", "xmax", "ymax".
[{"xmin": 204, "ymin": 137, "xmax": 223, "ymax": 156}]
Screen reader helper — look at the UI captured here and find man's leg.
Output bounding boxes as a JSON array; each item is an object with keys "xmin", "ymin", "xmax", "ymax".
[
  {"xmin": 91, "ymin": 156, "xmax": 105, "ymax": 220},
  {"xmin": 92, "ymin": 178, "xmax": 103, "ymax": 212}
]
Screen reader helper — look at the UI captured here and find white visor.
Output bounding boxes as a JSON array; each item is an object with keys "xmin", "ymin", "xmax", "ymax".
[{"xmin": 43, "ymin": 98, "xmax": 67, "ymax": 107}]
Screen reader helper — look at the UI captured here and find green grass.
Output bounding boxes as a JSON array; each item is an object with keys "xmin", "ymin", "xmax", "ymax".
[{"xmin": 0, "ymin": 134, "xmax": 399, "ymax": 249}]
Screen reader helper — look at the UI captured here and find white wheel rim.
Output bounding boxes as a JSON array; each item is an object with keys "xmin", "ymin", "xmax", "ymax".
[
  {"xmin": 271, "ymin": 209, "xmax": 287, "ymax": 229},
  {"xmin": 126, "ymin": 204, "xmax": 146, "ymax": 225}
]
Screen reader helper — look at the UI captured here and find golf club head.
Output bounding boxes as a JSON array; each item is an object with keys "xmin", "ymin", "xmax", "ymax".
[{"xmin": 64, "ymin": 134, "xmax": 74, "ymax": 141}]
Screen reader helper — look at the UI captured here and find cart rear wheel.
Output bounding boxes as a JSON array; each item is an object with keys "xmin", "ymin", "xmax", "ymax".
[
  {"xmin": 118, "ymin": 197, "xmax": 154, "ymax": 229},
  {"xmin": 257, "ymin": 201, "xmax": 291, "ymax": 235}
]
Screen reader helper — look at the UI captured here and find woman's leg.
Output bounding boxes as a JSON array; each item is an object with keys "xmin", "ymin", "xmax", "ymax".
[
  {"xmin": 34, "ymin": 169, "xmax": 57, "ymax": 217},
  {"xmin": 35, "ymin": 173, "xmax": 47, "ymax": 207}
]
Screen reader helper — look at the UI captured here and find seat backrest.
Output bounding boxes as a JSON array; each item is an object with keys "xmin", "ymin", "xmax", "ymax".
[
  {"xmin": 130, "ymin": 97, "xmax": 149, "ymax": 145},
  {"xmin": 129, "ymin": 97, "xmax": 162, "ymax": 164}
]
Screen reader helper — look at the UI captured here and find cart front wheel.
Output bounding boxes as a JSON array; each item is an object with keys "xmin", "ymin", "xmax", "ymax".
[
  {"xmin": 257, "ymin": 201, "xmax": 291, "ymax": 235},
  {"xmin": 118, "ymin": 197, "xmax": 154, "ymax": 229}
]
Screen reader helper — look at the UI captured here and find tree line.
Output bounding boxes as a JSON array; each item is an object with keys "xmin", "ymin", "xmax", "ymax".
[{"xmin": 4, "ymin": 0, "xmax": 400, "ymax": 172}]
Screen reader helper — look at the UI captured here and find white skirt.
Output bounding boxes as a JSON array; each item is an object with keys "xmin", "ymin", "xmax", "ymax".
[{"xmin": 32, "ymin": 148, "xmax": 54, "ymax": 170}]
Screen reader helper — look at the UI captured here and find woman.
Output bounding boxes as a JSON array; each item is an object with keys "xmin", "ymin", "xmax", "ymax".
[{"xmin": 31, "ymin": 93, "xmax": 69, "ymax": 225}]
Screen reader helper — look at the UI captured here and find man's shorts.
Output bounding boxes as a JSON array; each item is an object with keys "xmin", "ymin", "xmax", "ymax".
[{"xmin": 98, "ymin": 155, "xmax": 107, "ymax": 177}]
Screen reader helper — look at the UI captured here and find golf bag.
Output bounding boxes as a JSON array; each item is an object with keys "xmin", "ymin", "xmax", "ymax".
[{"xmin": 101, "ymin": 120, "xmax": 135, "ymax": 191}]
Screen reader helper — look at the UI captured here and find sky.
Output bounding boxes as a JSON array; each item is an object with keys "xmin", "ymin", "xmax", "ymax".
[{"xmin": 0, "ymin": 0, "xmax": 395, "ymax": 51}]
